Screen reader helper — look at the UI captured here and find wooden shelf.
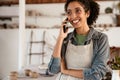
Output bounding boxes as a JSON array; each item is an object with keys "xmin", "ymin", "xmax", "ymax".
[
  {"xmin": 26, "ymin": 0, "xmax": 66, "ymax": 4},
  {"xmin": 95, "ymin": 0, "xmax": 119, "ymax": 1},
  {"xmin": 26, "ymin": 0, "xmax": 119, "ymax": 4},
  {"xmin": 0, "ymin": 0, "xmax": 119, "ymax": 5},
  {"xmin": 0, "ymin": 0, "xmax": 19, "ymax": 6},
  {"xmin": 99, "ymin": 13, "xmax": 116, "ymax": 15}
]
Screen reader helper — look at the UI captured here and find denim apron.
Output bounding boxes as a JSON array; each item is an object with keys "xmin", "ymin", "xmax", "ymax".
[{"xmin": 56, "ymin": 40, "xmax": 93, "ymax": 80}]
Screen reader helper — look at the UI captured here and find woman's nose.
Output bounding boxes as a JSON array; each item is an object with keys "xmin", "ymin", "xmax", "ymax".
[{"xmin": 70, "ymin": 13, "xmax": 77, "ymax": 19}]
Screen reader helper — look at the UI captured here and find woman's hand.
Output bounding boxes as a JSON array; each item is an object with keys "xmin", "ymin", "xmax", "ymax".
[{"xmin": 58, "ymin": 18, "xmax": 69, "ymax": 39}]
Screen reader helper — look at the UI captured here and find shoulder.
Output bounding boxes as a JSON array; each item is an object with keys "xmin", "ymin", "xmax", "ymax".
[
  {"xmin": 89, "ymin": 28, "xmax": 109, "ymax": 49},
  {"xmin": 92, "ymin": 29, "xmax": 109, "ymax": 51},
  {"xmin": 92, "ymin": 29, "xmax": 108, "ymax": 41}
]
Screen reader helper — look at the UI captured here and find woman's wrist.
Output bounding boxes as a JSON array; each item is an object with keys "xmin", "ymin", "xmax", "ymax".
[
  {"xmin": 64, "ymin": 69, "xmax": 69, "ymax": 74},
  {"xmin": 58, "ymin": 36, "xmax": 65, "ymax": 40}
]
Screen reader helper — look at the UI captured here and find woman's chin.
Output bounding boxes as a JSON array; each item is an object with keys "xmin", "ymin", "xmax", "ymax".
[
  {"xmin": 72, "ymin": 23, "xmax": 81, "ymax": 28},
  {"xmin": 73, "ymin": 25, "xmax": 81, "ymax": 29}
]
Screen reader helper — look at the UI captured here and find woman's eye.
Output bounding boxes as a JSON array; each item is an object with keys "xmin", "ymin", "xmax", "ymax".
[
  {"xmin": 66, "ymin": 11, "xmax": 71, "ymax": 15},
  {"xmin": 76, "ymin": 9, "xmax": 81, "ymax": 13}
]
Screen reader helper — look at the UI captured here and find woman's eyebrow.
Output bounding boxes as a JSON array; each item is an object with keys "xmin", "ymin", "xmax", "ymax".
[
  {"xmin": 75, "ymin": 7, "xmax": 81, "ymax": 10},
  {"xmin": 67, "ymin": 9, "xmax": 71, "ymax": 12},
  {"xmin": 67, "ymin": 7, "xmax": 81, "ymax": 10}
]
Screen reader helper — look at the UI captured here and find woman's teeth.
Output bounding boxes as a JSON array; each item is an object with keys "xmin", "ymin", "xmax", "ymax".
[{"xmin": 73, "ymin": 20, "xmax": 79, "ymax": 24}]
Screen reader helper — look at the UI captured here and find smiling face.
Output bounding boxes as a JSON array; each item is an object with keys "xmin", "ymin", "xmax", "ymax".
[{"xmin": 66, "ymin": 1, "xmax": 90, "ymax": 29}]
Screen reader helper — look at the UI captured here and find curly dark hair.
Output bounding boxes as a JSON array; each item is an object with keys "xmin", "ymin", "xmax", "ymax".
[{"xmin": 64, "ymin": 0, "xmax": 100, "ymax": 26}]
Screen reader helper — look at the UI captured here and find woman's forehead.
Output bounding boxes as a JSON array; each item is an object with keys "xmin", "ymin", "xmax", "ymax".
[{"xmin": 67, "ymin": 1, "xmax": 84, "ymax": 11}]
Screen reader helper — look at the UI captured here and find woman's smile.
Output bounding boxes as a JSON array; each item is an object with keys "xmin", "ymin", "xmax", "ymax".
[
  {"xmin": 70, "ymin": 18, "xmax": 81, "ymax": 28},
  {"xmin": 72, "ymin": 19, "xmax": 80, "ymax": 24}
]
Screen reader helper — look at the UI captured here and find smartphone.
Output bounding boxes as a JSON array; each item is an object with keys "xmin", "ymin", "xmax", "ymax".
[{"xmin": 63, "ymin": 18, "xmax": 69, "ymax": 33}]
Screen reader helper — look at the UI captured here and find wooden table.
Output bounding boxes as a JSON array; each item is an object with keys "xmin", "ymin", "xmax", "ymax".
[{"xmin": 18, "ymin": 74, "xmax": 57, "ymax": 80}]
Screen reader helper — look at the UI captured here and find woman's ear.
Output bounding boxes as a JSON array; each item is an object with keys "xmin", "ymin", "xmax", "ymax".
[{"xmin": 86, "ymin": 10, "xmax": 90, "ymax": 18}]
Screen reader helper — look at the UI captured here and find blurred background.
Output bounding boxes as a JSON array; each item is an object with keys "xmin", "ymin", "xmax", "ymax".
[{"xmin": 0, "ymin": 0, "xmax": 120, "ymax": 80}]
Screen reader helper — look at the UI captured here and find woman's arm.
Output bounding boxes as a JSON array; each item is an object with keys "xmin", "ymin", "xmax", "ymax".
[
  {"xmin": 83, "ymin": 34, "xmax": 110, "ymax": 80},
  {"xmin": 52, "ymin": 37, "xmax": 64, "ymax": 58},
  {"xmin": 53, "ymin": 18, "xmax": 68, "ymax": 58},
  {"xmin": 48, "ymin": 19, "xmax": 69, "ymax": 74},
  {"xmin": 61, "ymin": 58, "xmax": 84, "ymax": 78}
]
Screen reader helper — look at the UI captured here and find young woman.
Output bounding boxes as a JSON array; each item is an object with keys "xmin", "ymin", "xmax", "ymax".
[{"xmin": 47, "ymin": 0, "xmax": 110, "ymax": 80}]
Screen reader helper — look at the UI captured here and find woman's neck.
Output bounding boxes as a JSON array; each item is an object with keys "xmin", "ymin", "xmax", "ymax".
[{"xmin": 75, "ymin": 25, "xmax": 90, "ymax": 35}]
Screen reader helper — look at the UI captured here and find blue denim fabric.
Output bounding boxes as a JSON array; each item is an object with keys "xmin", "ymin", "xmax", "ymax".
[{"xmin": 48, "ymin": 27, "xmax": 110, "ymax": 80}]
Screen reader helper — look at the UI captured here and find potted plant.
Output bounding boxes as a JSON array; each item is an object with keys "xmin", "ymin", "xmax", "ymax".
[
  {"xmin": 107, "ymin": 47, "xmax": 120, "ymax": 80},
  {"xmin": 107, "ymin": 56, "xmax": 120, "ymax": 80},
  {"xmin": 107, "ymin": 56, "xmax": 120, "ymax": 70}
]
